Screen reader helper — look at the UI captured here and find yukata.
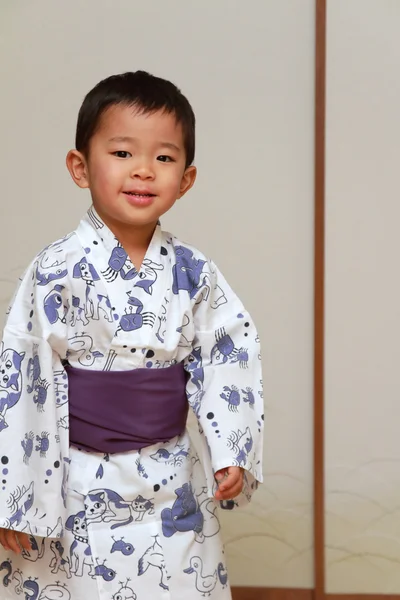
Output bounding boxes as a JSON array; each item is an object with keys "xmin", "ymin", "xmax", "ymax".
[{"xmin": 0, "ymin": 205, "xmax": 264, "ymax": 600}]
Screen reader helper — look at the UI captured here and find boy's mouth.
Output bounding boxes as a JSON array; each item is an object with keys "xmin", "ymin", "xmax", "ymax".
[{"xmin": 123, "ymin": 191, "xmax": 155, "ymax": 197}]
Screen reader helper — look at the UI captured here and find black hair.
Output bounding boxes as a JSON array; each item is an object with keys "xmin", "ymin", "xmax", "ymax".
[{"xmin": 75, "ymin": 71, "xmax": 195, "ymax": 168}]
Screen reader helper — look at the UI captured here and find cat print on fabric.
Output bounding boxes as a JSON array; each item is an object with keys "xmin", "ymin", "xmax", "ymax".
[
  {"xmin": 85, "ymin": 489, "xmax": 154, "ymax": 529},
  {"xmin": 0, "ymin": 344, "xmax": 25, "ymax": 431}
]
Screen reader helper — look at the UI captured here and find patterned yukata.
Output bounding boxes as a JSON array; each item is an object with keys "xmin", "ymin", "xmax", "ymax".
[{"xmin": 0, "ymin": 206, "xmax": 264, "ymax": 600}]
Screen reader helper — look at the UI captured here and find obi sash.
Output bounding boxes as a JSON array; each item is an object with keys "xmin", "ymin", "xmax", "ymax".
[{"xmin": 66, "ymin": 363, "xmax": 189, "ymax": 454}]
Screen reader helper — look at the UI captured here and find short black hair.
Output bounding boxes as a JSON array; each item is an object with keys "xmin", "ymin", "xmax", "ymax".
[{"xmin": 75, "ymin": 71, "xmax": 196, "ymax": 168}]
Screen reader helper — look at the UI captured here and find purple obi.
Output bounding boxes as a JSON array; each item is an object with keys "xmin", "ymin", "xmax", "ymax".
[{"xmin": 66, "ymin": 363, "xmax": 189, "ymax": 454}]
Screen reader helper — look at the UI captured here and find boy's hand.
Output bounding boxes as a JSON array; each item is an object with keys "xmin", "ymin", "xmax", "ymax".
[
  {"xmin": 0, "ymin": 527, "xmax": 31, "ymax": 554},
  {"xmin": 214, "ymin": 466, "xmax": 244, "ymax": 500}
]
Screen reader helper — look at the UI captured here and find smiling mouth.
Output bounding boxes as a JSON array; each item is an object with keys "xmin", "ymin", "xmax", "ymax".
[{"xmin": 123, "ymin": 192, "xmax": 155, "ymax": 197}]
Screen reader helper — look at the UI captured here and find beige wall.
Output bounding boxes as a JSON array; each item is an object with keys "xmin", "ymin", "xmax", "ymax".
[
  {"xmin": 325, "ymin": 0, "xmax": 400, "ymax": 593},
  {"xmin": 0, "ymin": 0, "xmax": 315, "ymax": 588}
]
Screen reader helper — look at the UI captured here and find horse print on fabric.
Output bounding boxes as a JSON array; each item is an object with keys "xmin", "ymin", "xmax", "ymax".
[{"xmin": 0, "ymin": 344, "xmax": 25, "ymax": 431}]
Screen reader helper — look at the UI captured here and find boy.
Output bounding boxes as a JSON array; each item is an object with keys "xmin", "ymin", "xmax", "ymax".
[{"xmin": 0, "ymin": 71, "xmax": 263, "ymax": 599}]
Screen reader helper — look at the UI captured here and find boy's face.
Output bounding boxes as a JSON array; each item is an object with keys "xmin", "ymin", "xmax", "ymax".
[{"xmin": 67, "ymin": 104, "xmax": 196, "ymax": 238}]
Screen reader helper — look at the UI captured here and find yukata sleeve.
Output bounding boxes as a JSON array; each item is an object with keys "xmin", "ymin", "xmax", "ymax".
[
  {"xmin": 185, "ymin": 259, "xmax": 264, "ymax": 507},
  {"xmin": 0, "ymin": 257, "xmax": 70, "ymax": 538}
]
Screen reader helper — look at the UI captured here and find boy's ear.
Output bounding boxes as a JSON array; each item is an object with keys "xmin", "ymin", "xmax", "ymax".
[
  {"xmin": 178, "ymin": 166, "xmax": 197, "ymax": 199},
  {"xmin": 66, "ymin": 150, "xmax": 90, "ymax": 189}
]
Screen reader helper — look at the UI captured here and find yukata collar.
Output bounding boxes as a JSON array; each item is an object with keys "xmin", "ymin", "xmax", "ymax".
[{"xmin": 83, "ymin": 205, "xmax": 163, "ymax": 271}]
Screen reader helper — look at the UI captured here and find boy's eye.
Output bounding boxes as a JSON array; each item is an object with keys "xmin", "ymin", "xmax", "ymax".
[
  {"xmin": 112, "ymin": 151, "xmax": 131, "ymax": 159},
  {"xmin": 157, "ymin": 155, "xmax": 173, "ymax": 163}
]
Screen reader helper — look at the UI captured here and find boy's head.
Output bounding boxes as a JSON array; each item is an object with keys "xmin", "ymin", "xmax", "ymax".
[
  {"xmin": 75, "ymin": 71, "xmax": 195, "ymax": 169},
  {"xmin": 67, "ymin": 72, "xmax": 197, "ymax": 239}
]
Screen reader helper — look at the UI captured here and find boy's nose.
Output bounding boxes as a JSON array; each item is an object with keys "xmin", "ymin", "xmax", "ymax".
[{"xmin": 130, "ymin": 163, "xmax": 155, "ymax": 180}]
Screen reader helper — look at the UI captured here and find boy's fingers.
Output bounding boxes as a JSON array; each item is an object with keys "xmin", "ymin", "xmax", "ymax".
[
  {"xmin": 4, "ymin": 530, "xmax": 21, "ymax": 554},
  {"xmin": 20, "ymin": 533, "xmax": 32, "ymax": 550},
  {"xmin": 218, "ymin": 470, "xmax": 241, "ymax": 491},
  {"xmin": 0, "ymin": 529, "xmax": 9, "ymax": 550}
]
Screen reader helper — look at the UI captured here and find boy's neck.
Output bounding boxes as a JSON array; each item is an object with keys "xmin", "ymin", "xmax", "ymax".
[{"xmin": 94, "ymin": 207, "xmax": 157, "ymax": 271}]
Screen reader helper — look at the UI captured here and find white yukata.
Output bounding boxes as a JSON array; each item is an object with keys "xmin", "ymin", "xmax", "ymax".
[{"xmin": 0, "ymin": 206, "xmax": 264, "ymax": 600}]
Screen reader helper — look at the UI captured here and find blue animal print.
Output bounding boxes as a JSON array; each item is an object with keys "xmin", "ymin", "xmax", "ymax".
[
  {"xmin": 35, "ymin": 262, "xmax": 67, "ymax": 286},
  {"xmin": 73, "ymin": 257, "xmax": 113, "ymax": 323},
  {"xmin": 110, "ymin": 536, "xmax": 135, "ymax": 556},
  {"xmin": 21, "ymin": 432, "xmax": 34, "ymax": 465},
  {"xmin": 35, "ymin": 432, "xmax": 50, "ymax": 458},
  {"xmin": 116, "ymin": 295, "xmax": 155, "ymax": 335},
  {"xmin": 39, "ymin": 583, "xmax": 71, "ymax": 599},
  {"xmin": 112, "ymin": 580, "xmax": 137, "ymax": 600},
  {"xmin": 0, "ymin": 560, "xmax": 12, "ymax": 587},
  {"xmin": 7, "ymin": 482, "xmax": 35, "ymax": 528},
  {"xmin": 210, "ymin": 328, "xmax": 249, "ymax": 368},
  {"xmin": 0, "ymin": 345, "xmax": 25, "ymax": 431},
  {"xmin": 91, "ymin": 558, "xmax": 116, "ymax": 582},
  {"xmin": 172, "ymin": 246, "xmax": 207, "ymax": 299},
  {"xmin": 23, "ymin": 578, "xmax": 40, "ymax": 599},
  {"xmin": 161, "ymin": 482, "xmax": 203, "ymax": 538},
  {"xmin": 134, "ymin": 259, "xmax": 164, "ymax": 295},
  {"xmin": 135, "ymin": 456, "xmax": 149, "ymax": 479},
  {"xmin": 26, "ymin": 348, "xmax": 50, "ymax": 412},
  {"xmin": 43, "ymin": 285, "xmax": 68, "ymax": 324},
  {"xmin": 85, "ymin": 489, "xmax": 135, "ymax": 529},
  {"xmin": 150, "ymin": 442, "xmax": 189, "ymax": 467},
  {"xmin": 183, "ymin": 556, "xmax": 217, "ymax": 595},
  {"xmin": 242, "ymin": 387, "xmax": 255, "ymax": 408},
  {"xmin": 220, "ymin": 385, "xmax": 241, "ymax": 412},
  {"xmin": 65, "ymin": 511, "xmax": 93, "ymax": 577},
  {"xmin": 230, "ymin": 347, "xmax": 249, "ymax": 369},
  {"xmin": 227, "ymin": 427, "xmax": 254, "ymax": 468},
  {"xmin": 218, "ymin": 563, "xmax": 229, "ymax": 588},
  {"xmin": 50, "ymin": 539, "xmax": 72, "ymax": 578},
  {"xmin": 21, "ymin": 534, "xmax": 45, "ymax": 562},
  {"xmin": 102, "ymin": 245, "xmax": 137, "ymax": 282},
  {"xmin": 185, "ymin": 347, "xmax": 205, "ymax": 417},
  {"xmin": 68, "ymin": 334, "xmax": 104, "ymax": 367},
  {"xmin": 138, "ymin": 536, "xmax": 169, "ymax": 591}
]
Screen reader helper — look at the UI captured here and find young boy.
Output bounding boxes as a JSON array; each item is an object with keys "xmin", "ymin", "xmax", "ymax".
[{"xmin": 0, "ymin": 71, "xmax": 263, "ymax": 599}]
